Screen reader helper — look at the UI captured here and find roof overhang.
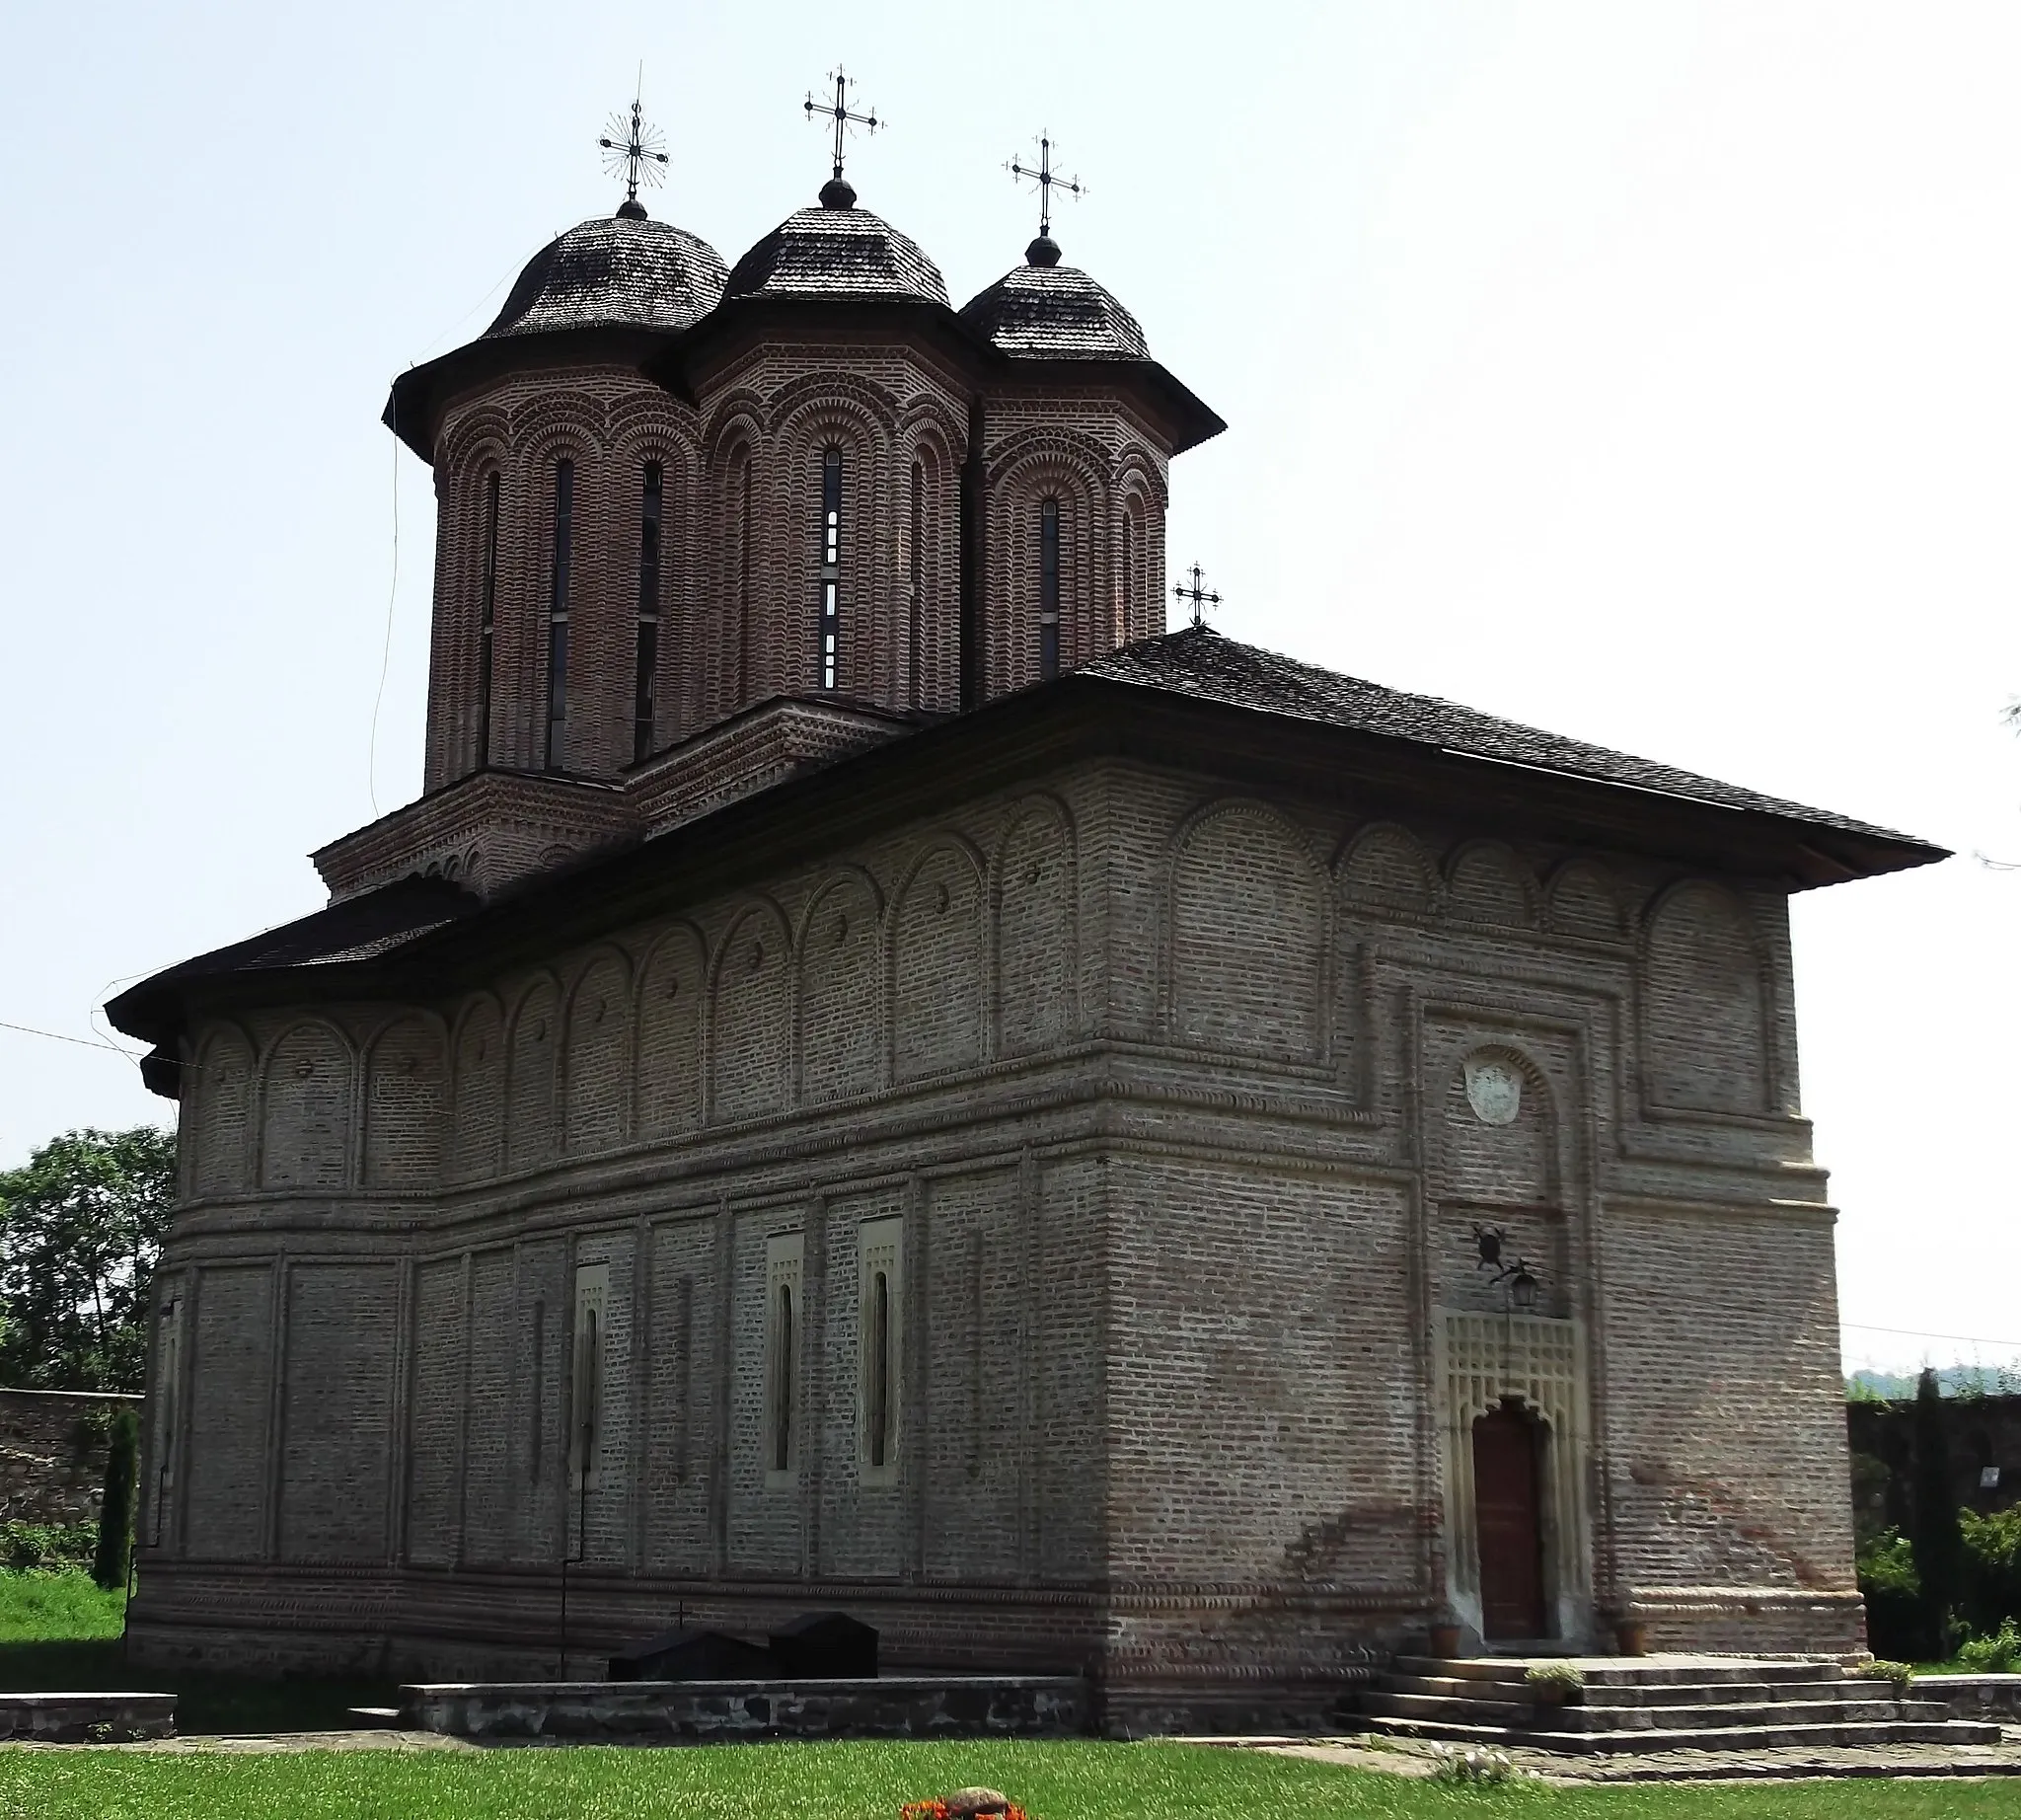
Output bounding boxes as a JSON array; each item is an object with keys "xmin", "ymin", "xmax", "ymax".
[{"xmin": 105, "ymin": 669, "xmax": 1942, "ymax": 1083}]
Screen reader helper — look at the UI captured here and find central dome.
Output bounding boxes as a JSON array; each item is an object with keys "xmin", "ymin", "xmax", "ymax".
[
  {"xmin": 486, "ymin": 213, "xmax": 729, "ymax": 339},
  {"xmin": 723, "ymin": 189, "xmax": 948, "ymax": 307}
]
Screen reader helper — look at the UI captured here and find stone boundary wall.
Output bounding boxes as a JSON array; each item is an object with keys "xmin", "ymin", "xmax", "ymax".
[
  {"xmin": 400, "ymin": 1674, "xmax": 1089, "ymax": 1741},
  {"xmin": 0, "ymin": 1388, "xmax": 143, "ymax": 1528},
  {"xmin": 1913, "ymin": 1674, "xmax": 2021, "ymax": 1721}
]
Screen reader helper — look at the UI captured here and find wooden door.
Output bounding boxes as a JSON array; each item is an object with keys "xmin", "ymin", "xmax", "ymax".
[{"xmin": 1472, "ymin": 1403, "xmax": 1546, "ymax": 1639}]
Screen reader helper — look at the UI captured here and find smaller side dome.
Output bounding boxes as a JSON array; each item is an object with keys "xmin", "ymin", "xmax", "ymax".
[
  {"xmin": 723, "ymin": 199, "xmax": 949, "ymax": 307},
  {"xmin": 959, "ymin": 260, "xmax": 1151, "ymax": 360},
  {"xmin": 486, "ymin": 214, "xmax": 729, "ymax": 339}
]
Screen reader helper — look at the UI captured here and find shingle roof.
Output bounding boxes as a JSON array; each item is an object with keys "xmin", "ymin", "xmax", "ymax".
[
  {"xmin": 960, "ymin": 258, "xmax": 1151, "ymax": 359},
  {"xmin": 1082, "ymin": 625, "xmax": 1920, "ymax": 844},
  {"xmin": 486, "ymin": 214, "xmax": 729, "ymax": 339},
  {"xmin": 722, "ymin": 196, "xmax": 948, "ymax": 307},
  {"xmin": 131, "ymin": 876, "xmax": 481, "ymax": 993}
]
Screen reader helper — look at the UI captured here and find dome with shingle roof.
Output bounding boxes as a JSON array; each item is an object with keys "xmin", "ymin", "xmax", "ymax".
[
  {"xmin": 959, "ymin": 234, "xmax": 1150, "ymax": 360},
  {"xmin": 721, "ymin": 178, "xmax": 948, "ymax": 307},
  {"xmin": 484, "ymin": 210, "xmax": 729, "ymax": 340}
]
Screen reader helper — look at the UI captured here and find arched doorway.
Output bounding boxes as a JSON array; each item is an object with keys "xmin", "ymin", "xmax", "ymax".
[{"xmin": 1472, "ymin": 1400, "xmax": 1547, "ymax": 1640}]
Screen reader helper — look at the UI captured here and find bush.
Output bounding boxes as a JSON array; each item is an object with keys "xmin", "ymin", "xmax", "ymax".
[
  {"xmin": 1957, "ymin": 1617, "xmax": 2021, "ymax": 1673},
  {"xmin": 1857, "ymin": 1527, "xmax": 1927, "ymax": 1661},
  {"xmin": 1854, "ymin": 1659, "xmax": 1911, "ymax": 1689},
  {"xmin": 1961, "ymin": 1505, "xmax": 2021, "ymax": 1638},
  {"xmin": 1524, "ymin": 1661, "xmax": 1585, "ymax": 1699},
  {"xmin": 0, "ymin": 1522, "xmax": 97, "ymax": 1572}
]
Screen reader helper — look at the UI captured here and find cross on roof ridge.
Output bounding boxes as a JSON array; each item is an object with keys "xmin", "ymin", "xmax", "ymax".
[
  {"xmin": 804, "ymin": 66, "xmax": 880, "ymax": 189},
  {"xmin": 1173, "ymin": 562, "xmax": 1222, "ymax": 629},
  {"xmin": 598, "ymin": 89, "xmax": 670, "ymax": 220},
  {"xmin": 1007, "ymin": 130, "xmax": 1086, "ymax": 260}
]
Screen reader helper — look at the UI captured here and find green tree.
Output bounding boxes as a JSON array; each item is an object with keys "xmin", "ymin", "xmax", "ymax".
[
  {"xmin": 93, "ymin": 1405, "xmax": 139, "ymax": 1589},
  {"xmin": 1909, "ymin": 1365, "xmax": 1965, "ymax": 1656},
  {"xmin": 0, "ymin": 1126, "xmax": 175, "ymax": 1393}
]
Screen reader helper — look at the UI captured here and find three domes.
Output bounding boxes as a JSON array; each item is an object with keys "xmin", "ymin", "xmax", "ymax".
[{"xmin": 482, "ymin": 185, "xmax": 1149, "ymax": 358}]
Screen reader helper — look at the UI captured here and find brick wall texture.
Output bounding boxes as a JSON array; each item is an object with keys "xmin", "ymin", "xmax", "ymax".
[{"xmin": 132, "ymin": 755, "xmax": 1863, "ymax": 1721}]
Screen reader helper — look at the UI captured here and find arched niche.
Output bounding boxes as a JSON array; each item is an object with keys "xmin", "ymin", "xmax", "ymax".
[
  {"xmin": 364, "ymin": 1014, "xmax": 446, "ymax": 1189},
  {"xmin": 505, "ymin": 977, "xmax": 561, "ymax": 1171},
  {"xmin": 798, "ymin": 871, "xmax": 884, "ymax": 1103},
  {"xmin": 1442, "ymin": 1045, "xmax": 1555, "ymax": 1209},
  {"xmin": 637, "ymin": 924, "xmax": 706, "ymax": 1140},
  {"xmin": 1169, "ymin": 801, "xmax": 1323, "ymax": 1062},
  {"xmin": 450, "ymin": 996, "xmax": 503, "ymax": 1182},
  {"xmin": 1448, "ymin": 841, "xmax": 1538, "ymax": 929},
  {"xmin": 261, "ymin": 1022, "xmax": 353, "ymax": 1190},
  {"xmin": 563, "ymin": 948, "xmax": 633, "ymax": 1154},
  {"xmin": 996, "ymin": 798, "xmax": 1078, "ymax": 1059},
  {"xmin": 711, "ymin": 901, "xmax": 791, "ymax": 1122},
  {"xmin": 893, "ymin": 841, "xmax": 984, "ymax": 1084},
  {"xmin": 192, "ymin": 1024, "xmax": 255, "ymax": 1196},
  {"xmin": 1339, "ymin": 822, "xmax": 1437, "ymax": 916},
  {"xmin": 1547, "ymin": 859, "xmax": 1623, "ymax": 942},
  {"xmin": 1641, "ymin": 881, "xmax": 1768, "ymax": 1114}
]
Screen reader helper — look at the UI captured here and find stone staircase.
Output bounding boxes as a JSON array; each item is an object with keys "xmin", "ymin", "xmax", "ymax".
[{"xmin": 1359, "ymin": 1656, "xmax": 2006, "ymax": 1754}]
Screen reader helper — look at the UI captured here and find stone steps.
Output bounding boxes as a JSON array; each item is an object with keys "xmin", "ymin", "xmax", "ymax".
[
  {"xmin": 1362, "ymin": 1713, "xmax": 2006, "ymax": 1755},
  {"xmin": 1391, "ymin": 1654, "xmax": 1845, "ymax": 1686},
  {"xmin": 1365, "ymin": 1689, "xmax": 1952, "ymax": 1730},
  {"xmin": 1384, "ymin": 1672, "xmax": 1859, "ymax": 1707},
  {"xmin": 1358, "ymin": 1656, "xmax": 2004, "ymax": 1756}
]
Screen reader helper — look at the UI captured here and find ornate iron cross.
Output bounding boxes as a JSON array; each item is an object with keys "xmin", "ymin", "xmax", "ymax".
[
  {"xmin": 599, "ymin": 93, "xmax": 669, "ymax": 211},
  {"xmin": 1007, "ymin": 131, "xmax": 1086, "ymax": 238},
  {"xmin": 1173, "ymin": 562, "xmax": 1222, "ymax": 628},
  {"xmin": 805, "ymin": 67, "xmax": 880, "ymax": 181}
]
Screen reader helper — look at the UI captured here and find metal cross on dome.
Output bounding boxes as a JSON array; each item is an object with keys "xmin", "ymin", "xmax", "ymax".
[
  {"xmin": 1007, "ymin": 131, "xmax": 1086, "ymax": 239},
  {"xmin": 599, "ymin": 91, "xmax": 669, "ymax": 211},
  {"xmin": 805, "ymin": 67, "xmax": 880, "ymax": 182},
  {"xmin": 1173, "ymin": 563, "xmax": 1222, "ymax": 629}
]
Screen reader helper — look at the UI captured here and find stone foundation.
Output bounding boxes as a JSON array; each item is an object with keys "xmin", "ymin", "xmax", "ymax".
[{"xmin": 401, "ymin": 1675, "xmax": 1087, "ymax": 1741}]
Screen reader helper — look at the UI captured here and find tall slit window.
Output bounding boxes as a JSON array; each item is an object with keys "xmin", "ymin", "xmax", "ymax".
[
  {"xmin": 632, "ymin": 461, "xmax": 663, "ymax": 763},
  {"xmin": 1122, "ymin": 506, "xmax": 1137, "ymax": 641},
  {"xmin": 859, "ymin": 1215, "xmax": 904, "ymax": 1483},
  {"xmin": 475, "ymin": 472, "xmax": 500, "ymax": 769},
  {"xmin": 771, "ymin": 1283, "xmax": 795, "ymax": 1472},
  {"xmin": 909, "ymin": 460, "xmax": 925, "ymax": 709},
  {"xmin": 733, "ymin": 448, "xmax": 753, "ymax": 702},
  {"xmin": 545, "ymin": 457, "xmax": 574, "ymax": 771},
  {"xmin": 1039, "ymin": 495, "xmax": 1061, "ymax": 680},
  {"xmin": 819, "ymin": 446, "xmax": 843, "ymax": 691},
  {"xmin": 765, "ymin": 1233, "xmax": 802, "ymax": 1484},
  {"xmin": 568, "ymin": 1264, "xmax": 606, "ymax": 1492}
]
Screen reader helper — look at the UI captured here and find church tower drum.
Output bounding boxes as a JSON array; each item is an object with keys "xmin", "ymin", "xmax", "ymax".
[{"xmin": 377, "ymin": 105, "xmax": 1222, "ymax": 905}]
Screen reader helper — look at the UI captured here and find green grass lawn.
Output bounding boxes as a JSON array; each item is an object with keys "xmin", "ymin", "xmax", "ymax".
[
  {"xmin": 0, "ymin": 1570, "xmax": 396, "ymax": 1733},
  {"xmin": 5, "ymin": 1742, "xmax": 2021, "ymax": 1820},
  {"xmin": 2, "ymin": 1574, "xmax": 2019, "ymax": 1816}
]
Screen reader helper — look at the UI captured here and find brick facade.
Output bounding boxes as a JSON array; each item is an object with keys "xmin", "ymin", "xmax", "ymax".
[
  {"xmin": 131, "ymin": 753, "xmax": 1868, "ymax": 1719},
  {"xmin": 113, "ymin": 185, "xmax": 1911, "ymax": 1728}
]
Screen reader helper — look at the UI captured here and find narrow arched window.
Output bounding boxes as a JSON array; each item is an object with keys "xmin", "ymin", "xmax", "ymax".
[
  {"xmin": 632, "ymin": 461, "xmax": 663, "ymax": 763},
  {"xmin": 475, "ymin": 471, "xmax": 500, "ymax": 769},
  {"xmin": 1039, "ymin": 495, "xmax": 1061, "ymax": 680},
  {"xmin": 868, "ymin": 1268, "xmax": 891, "ymax": 1468},
  {"xmin": 544, "ymin": 457, "xmax": 574, "ymax": 771},
  {"xmin": 819, "ymin": 447, "xmax": 843, "ymax": 690},
  {"xmin": 1122, "ymin": 505, "xmax": 1137, "ymax": 640},
  {"xmin": 771, "ymin": 1281, "xmax": 795, "ymax": 1473},
  {"xmin": 733, "ymin": 447, "xmax": 754, "ymax": 703},
  {"xmin": 909, "ymin": 460, "xmax": 925, "ymax": 709}
]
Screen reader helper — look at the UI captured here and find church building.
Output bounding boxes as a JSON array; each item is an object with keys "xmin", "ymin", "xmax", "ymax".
[{"xmin": 108, "ymin": 89, "xmax": 1943, "ymax": 1729}]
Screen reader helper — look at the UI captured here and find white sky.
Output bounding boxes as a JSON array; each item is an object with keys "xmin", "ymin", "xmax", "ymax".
[{"xmin": 2, "ymin": 2, "xmax": 2015, "ymax": 1375}]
